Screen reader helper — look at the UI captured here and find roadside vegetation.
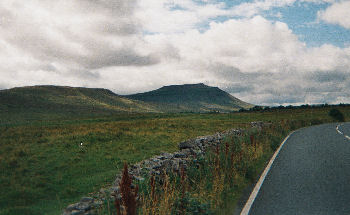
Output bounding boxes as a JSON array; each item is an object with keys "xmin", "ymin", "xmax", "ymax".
[
  {"xmin": 328, "ymin": 108, "xmax": 345, "ymax": 122},
  {"xmin": 98, "ymin": 119, "xmax": 329, "ymax": 214},
  {"xmin": 1, "ymin": 105, "xmax": 349, "ymax": 214}
]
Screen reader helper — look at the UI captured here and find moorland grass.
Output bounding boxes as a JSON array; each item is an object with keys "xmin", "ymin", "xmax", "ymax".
[{"xmin": 1, "ymin": 107, "xmax": 349, "ymax": 214}]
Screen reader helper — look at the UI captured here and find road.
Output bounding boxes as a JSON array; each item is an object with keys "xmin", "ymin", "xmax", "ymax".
[{"xmin": 243, "ymin": 122, "xmax": 350, "ymax": 215}]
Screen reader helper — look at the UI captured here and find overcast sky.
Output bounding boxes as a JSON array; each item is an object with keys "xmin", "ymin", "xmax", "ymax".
[{"xmin": 1, "ymin": 0, "xmax": 350, "ymax": 105}]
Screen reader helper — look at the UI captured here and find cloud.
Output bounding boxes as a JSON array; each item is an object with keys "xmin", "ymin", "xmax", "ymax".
[
  {"xmin": 229, "ymin": 0, "xmax": 296, "ymax": 18},
  {"xmin": 306, "ymin": 71, "xmax": 347, "ymax": 83},
  {"xmin": 318, "ymin": 1, "xmax": 350, "ymax": 29},
  {"xmin": 0, "ymin": 0, "xmax": 157, "ymax": 72},
  {"xmin": 135, "ymin": 0, "xmax": 322, "ymax": 34},
  {"xmin": 135, "ymin": 0, "xmax": 232, "ymax": 34},
  {"xmin": 0, "ymin": 0, "xmax": 349, "ymax": 106},
  {"xmin": 142, "ymin": 15, "xmax": 350, "ymax": 105}
]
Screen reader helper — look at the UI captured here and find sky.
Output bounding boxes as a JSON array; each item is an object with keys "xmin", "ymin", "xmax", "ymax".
[{"xmin": 0, "ymin": 0, "xmax": 350, "ymax": 106}]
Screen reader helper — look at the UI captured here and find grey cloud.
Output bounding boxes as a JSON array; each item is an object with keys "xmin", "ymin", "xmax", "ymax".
[
  {"xmin": 0, "ymin": 83, "xmax": 8, "ymax": 90},
  {"xmin": 0, "ymin": 0, "xmax": 157, "ymax": 71},
  {"xmin": 0, "ymin": 7, "xmax": 14, "ymax": 28},
  {"xmin": 95, "ymin": 19, "xmax": 139, "ymax": 35},
  {"xmin": 83, "ymin": 0, "xmax": 141, "ymax": 36},
  {"xmin": 210, "ymin": 64, "xmax": 267, "ymax": 85},
  {"xmin": 10, "ymin": 33, "xmax": 158, "ymax": 69},
  {"xmin": 209, "ymin": 62, "xmax": 350, "ymax": 105},
  {"xmin": 161, "ymin": 44, "xmax": 181, "ymax": 60},
  {"xmin": 72, "ymin": 70, "xmax": 101, "ymax": 80},
  {"xmin": 264, "ymin": 95, "xmax": 305, "ymax": 105},
  {"xmin": 38, "ymin": 64, "xmax": 101, "ymax": 80},
  {"xmin": 304, "ymin": 91, "xmax": 350, "ymax": 104},
  {"xmin": 84, "ymin": 50, "xmax": 159, "ymax": 69},
  {"xmin": 305, "ymin": 84, "xmax": 343, "ymax": 93},
  {"xmin": 320, "ymin": 93, "xmax": 346, "ymax": 104},
  {"xmin": 306, "ymin": 71, "xmax": 348, "ymax": 83},
  {"xmin": 37, "ymin": 64, "xmax": 58, "ymax": 72},
  {"xmin": 81, "ymin": 0, "xmax": 137, "ymax": 16},
  {"xmin": 224, "ymin": 85, "xmax": 253, "ymax": 94}
]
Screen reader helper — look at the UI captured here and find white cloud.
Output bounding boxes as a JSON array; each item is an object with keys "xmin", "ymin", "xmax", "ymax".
[
  {"xmin": 135, "ymin": 0, "xmax": 309, "ymax": 34},
  {"xmin": 135, "ymin": 0, "xmax": 231, "ymax": 33},
  {"xmin": 0, "ymin": 0, "xmax": 349, "ymax": 105},
  {"xmin": 141, "ymin": 15, "xmax": 350, "ymax": 105},
  {"xmin": 318, "ymin": 1, "xmax": 350, "ymax": 29},
  {"xmin": 229, "ymin": 0, "xmax": 296, "ymax": 18},
  {"xmin": 145, "ymin": 16, "xmax": 305, "ymax": 75}
]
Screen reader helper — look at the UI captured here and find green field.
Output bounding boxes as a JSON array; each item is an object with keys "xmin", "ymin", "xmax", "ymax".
[{"xmin": 1, "ymin": 106, "xmax": 349, "ymax": 214}]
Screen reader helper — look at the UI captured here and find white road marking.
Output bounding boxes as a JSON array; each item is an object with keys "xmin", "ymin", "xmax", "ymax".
[
  {"xmin": 336, "ymin": 125, "xmax": 343, "ymax": 135},
  {"xmin": 335, "ymin": 124, "xmax": 350, "ymax": 140},
  {"xmin": 240, "ymin": 132, "xmax": 295, "ymax": 215}
]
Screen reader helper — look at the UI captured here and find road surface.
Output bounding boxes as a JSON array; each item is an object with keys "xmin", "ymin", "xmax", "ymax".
[{"xmin": 243, "ymin": 122, "xmax": 350, "ymax": 215}]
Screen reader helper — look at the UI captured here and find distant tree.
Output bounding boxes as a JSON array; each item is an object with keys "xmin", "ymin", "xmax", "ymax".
[
  {"xmin": 239, "ymin": 108, "xmax": 247, "ymax": 112},
  {"xmin": 301, "ymin": 104, "xmax": 309, "ymax": 109},
  {"xmin": 329, "ymin": 108, "xmax": 345, "ymax": 122},
  {"xmin": 264, "ymin": 106, "xmax": 271, "ymax": 111},
  {"xmin": 250, "ymin": 106, "xmax": 263, "ymax": 111}
]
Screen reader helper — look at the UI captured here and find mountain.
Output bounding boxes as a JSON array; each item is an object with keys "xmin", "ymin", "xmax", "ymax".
[{"xmin": 125, "ymin": 83, "xmax": 253, "ymax": 112}]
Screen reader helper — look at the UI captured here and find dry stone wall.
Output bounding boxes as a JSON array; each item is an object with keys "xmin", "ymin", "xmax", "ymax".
[{"xmin": 63, "ymin": 122, "xmax": 263, "ymax": 215}]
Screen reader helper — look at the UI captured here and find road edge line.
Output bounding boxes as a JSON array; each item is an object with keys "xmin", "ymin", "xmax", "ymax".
[
  {"xmin": 336, "ymin": 123, "xmax": 350, "ymax": 140},
  {"xmin": 240, "ymin": 131, "xmax": 295, "ymax": 215}
]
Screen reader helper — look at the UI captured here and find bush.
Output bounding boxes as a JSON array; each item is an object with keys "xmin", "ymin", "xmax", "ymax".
[
  {"xmin": 329, "ymin": 108, "xmax": 345, "ymax": 122},
  {"xmin": 245, "ymin": 164, "xmax": 257, "ymax": 182},
  {"xmin": 270, "ymin": 136, "xmax": 281, "ymax": 151},
  {"xmin": 172, "ymin": 195, "xmax": 212, "ymax": 215},
  {"xmin": 310, "ymin": 119, "xmax": 323, "ymax": 125}
]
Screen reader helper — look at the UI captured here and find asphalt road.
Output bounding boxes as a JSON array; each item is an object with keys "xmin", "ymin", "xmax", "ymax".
[{"xmin": 246, "ymin": 122, "xmax": 350, "ymax": 215}]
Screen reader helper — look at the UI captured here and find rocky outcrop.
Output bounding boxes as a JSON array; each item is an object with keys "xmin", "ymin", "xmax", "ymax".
[{"xmin": 63, "ymin": 127, "xmax": 249, "ymax": 215}]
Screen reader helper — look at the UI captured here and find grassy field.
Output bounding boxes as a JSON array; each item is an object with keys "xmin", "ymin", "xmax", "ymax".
[{"xmin": 1, "ymin": 106, "xmax": 349, "ymax": 214}]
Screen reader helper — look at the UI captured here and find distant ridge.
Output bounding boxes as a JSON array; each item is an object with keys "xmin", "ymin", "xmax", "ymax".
[
  {"xmin": 0, "ymin": 85, "xmax": 157, "ymax": 117},
  {"xmin": 125, "ymin": 83, "xmax": 253, "ymax": 112},
  {"xmin": 0, "ymin": 84, "xmax": 253, "ymax": 122}
]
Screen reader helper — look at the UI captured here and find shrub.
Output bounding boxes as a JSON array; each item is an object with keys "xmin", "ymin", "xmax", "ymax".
[
  {"xmin": 310, "ymin": 119, "xmax": 323, "ymax": 125},
  {"xmin": 172, "ymin": 194, "xmax": 212, "ymax": 215},
  {"xmin": 245, "ymin": 164, "xmax": 256, "ymax": 182},
  {"xmin": 270, "ymin": 136, "xmax": 281, "ymax": 151},
  {"xmin": 329, "ymin": 108, "xmax": 345, "ymax": 122}
]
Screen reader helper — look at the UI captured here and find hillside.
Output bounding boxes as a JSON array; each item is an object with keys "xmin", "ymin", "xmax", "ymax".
[
  {"xmin": 0, "ymin": 86, "xmax": 158, "ymax": 123},
  {"xmin": 125, "ymin": 83, "xmax": 253, "ymax": 112}
]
